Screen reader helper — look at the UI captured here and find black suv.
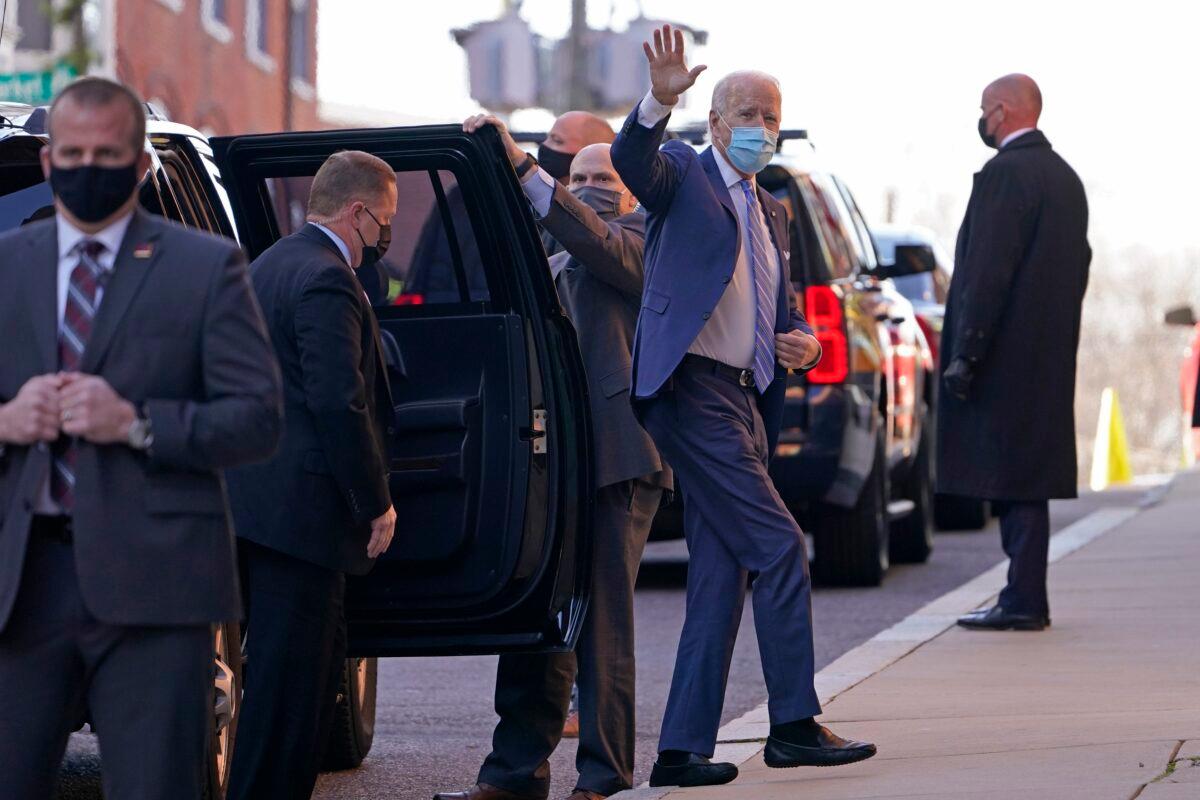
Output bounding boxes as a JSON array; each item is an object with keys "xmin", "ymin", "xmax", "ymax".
[{"xmin": 1, "ymin": 105, "xmax": 595, "ymax": 797}]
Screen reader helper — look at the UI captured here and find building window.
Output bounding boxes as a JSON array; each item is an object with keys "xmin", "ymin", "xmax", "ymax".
[
  {"xmin": 16, "ymin": 0, "xmax": 54, "ymax": 51},
  {"xmin": 245, "ymin": 0, "xmax": 276, "ymax": 73},
  {"xmin": 288, "ymin": 0, "xmax": 312, "ymax": 84},
  {"xmin": 201, "ymin": 0, "xmax": 233, "ymax": 44}
]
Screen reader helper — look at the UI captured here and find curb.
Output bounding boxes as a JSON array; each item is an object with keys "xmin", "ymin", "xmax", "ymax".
[{"xmin": 611, "ymin": 486, "xmax": 1165, "ymax": 799}]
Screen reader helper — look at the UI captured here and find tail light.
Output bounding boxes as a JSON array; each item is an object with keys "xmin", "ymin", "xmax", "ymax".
[
  {"xmin": 393, "ymin": 293, "xmax": 425, "ymax": 306},
  {"xmin": 914, "ymin": 314, "xmax": 939, "ymax": 364},
  {"xmin": 804, "ymin": 285, "xmax": 849, "ymax": 384}
]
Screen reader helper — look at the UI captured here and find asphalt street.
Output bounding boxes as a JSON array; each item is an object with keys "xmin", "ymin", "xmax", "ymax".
[{"xmin": 54, "ymin": 487, "xmax": 1148, "ymax": 800}]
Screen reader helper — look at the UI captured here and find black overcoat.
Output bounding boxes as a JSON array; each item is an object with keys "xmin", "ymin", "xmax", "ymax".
[{"xmin": 937, "ymin": 131, "xmax": 1091, "ymax": 500}]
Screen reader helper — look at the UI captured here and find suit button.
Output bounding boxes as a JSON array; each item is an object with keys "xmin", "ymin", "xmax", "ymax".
[{"xmin": 702, "ymin": 312, "xmax": 711, "ymax": 320}]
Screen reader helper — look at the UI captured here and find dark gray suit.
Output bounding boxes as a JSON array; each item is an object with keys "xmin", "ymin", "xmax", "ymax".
[
  {"xmin": 0, "ymin": 210, "xmax": 282, "ymax": 800},
  {"xmin": 477, "ymin": 185, "xmax": 670, "ymax": 797}
]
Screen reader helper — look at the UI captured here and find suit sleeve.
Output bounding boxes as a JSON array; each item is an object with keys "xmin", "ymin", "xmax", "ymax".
[
  {"xmin": 287, "ymin": 267, "xmax": 392, "ymax": 524},
  {"xmin": 610, "ymin": 101, "xmax": 691, "ymax": 213},
  {"xmin": 539, "ymin": 184, "xmax": 645, "ymax": 299},
  {"xmin": 952, "ymin": 160, "xmax": 1039, "ymax": 364},
  {"xmin": 145, "ymin": 245, "xmax": 283, "ymax": 472}
]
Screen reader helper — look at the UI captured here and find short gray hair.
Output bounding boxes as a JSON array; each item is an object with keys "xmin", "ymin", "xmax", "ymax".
[
  {"xmin": 307, "ymin": 150, "xmax": 395, "ymax": 220},
  {"xmin": 711, "ymin": 70, "xmax": 782, "ymax": 116}
]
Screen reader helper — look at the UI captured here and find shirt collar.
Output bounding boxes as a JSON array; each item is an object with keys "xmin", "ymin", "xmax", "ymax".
[
  {"xmin": 310, "ymin": 222, "xmax": 353, "ymax": 266},
  {"xmin": 713, "ymin": 145, "xmax": 754, "ymax": 191},
  {"xmin": 1001, "ymin": 127, "xmax": 1037, "ymax": 149},
  {"xmin": 56, "ymin": 210, "xmax": 135, "ymax": 266}
]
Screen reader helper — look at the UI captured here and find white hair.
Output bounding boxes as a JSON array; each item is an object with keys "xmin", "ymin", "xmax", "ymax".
[{"xmin": 710, "ymin": 70, "xmax": 782, "ymax": 116}]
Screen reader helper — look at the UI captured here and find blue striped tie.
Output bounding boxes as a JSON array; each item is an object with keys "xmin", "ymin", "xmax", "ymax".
[{"xmin": 740, "ymin": 180, "xmax": 777, "ymax": 392}]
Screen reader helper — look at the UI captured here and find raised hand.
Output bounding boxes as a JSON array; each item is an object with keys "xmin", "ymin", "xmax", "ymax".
[
  {"xmin": 463, "ymin": 113, "xmax": 528, "ymax": 171},
  {"xmin": 643, "ymin": 23, "xmax": 707, "ymax": 106}
]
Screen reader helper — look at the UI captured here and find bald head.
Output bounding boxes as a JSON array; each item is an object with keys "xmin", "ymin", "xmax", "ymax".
[
  {"xmin": 568, "ymin": 143, "xmax": 638, "ymax": 216},
  {"xmin": 980, "ymin": 73, "xmax": 1042, "ymax": 146},
  {"xmin": 545, "ymin": 111, "xmax": 615, "ymax": 155}
]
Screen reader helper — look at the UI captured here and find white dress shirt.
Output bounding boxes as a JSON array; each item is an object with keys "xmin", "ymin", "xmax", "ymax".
[
  {"xmin": 1000, "ymin": 127, "xmax": 1036, "ymax": 149},
  {"xmin": 520, "ymin": 165, "xmax": 557, "ymax": 219},
  {"xmin": 636, "ymin": 92, "xmax": 781, "ymax": 370},
  {"xmin": 37, "ymin": 211, "xmax": 135, "ymax": 514}
]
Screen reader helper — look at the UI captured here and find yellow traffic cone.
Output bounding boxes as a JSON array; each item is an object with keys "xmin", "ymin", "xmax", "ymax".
[{"xmin": 1090, "ymin": 387, "xmax": 1133, "ymax": 491}]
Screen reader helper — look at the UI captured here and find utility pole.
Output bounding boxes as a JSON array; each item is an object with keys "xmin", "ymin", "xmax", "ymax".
[{"xmin": 566, "ymin": 0, "xmax": 588, "ymax": 110}]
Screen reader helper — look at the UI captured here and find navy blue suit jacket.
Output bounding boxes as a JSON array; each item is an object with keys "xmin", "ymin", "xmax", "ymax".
[{"xmin": 611, "ymin": 102, "xmax": 813, "ymax": 451}]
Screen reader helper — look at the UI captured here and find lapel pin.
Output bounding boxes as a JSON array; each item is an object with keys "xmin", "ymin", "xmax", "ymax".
[{"xmin": 133, "ymin": 243, "xmax": 154, "ymax": 259}]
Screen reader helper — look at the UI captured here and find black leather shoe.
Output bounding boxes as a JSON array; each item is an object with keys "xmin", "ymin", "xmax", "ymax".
[
  {"xmin": 648, "ymin": 754, "xmax": 738, "ymax": 787},
  {"xmin": 763, "ymin": 724, "xmax": 877, "ymax": 768},
  {"xmin": 957, "ymin": 605, "xmax": 1046, "ymax": 631},
  {"xmin": 433, "ymin": 784, "xmax": 543, "ymax": 800}
]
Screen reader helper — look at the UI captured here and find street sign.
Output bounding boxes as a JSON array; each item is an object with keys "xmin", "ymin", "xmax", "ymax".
[{"xmin": 0, "ymin": 64, "xmax": 78, "ymax": 105}]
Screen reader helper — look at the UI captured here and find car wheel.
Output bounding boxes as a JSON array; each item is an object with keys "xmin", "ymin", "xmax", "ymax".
[
  {"xmin": 889, "ymin": 418, "xmax": 935, "ymax": 563},
  {"xmin": 934, "ymin": 493, "xmax": 988, "ymax": 530},
  {"xmin": 202, "ymin": 621, "xmax": 241, "ymax": 800},
  {"xmin": 812, "ymin": 422, "xmax": 889, "ymax": 587},
  {"xmin": 321, "ymin": 657, "xmax": 378, "ymax": 772}
]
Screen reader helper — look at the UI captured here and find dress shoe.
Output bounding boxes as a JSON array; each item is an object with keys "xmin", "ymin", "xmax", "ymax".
[
  {"xmin": 957, "ymin": 605, "xmax": 1046, "ymax": 631},
  {"xmin": 562, "ymin": 709, "xmax": 580, "ymax": 739},
  {"xmin": 648, "ymin": 753, "xmax": 738, "ymax": 787},
  {"xmin": 564, "ymin": 791, "xmax": 604, "ymax": 800},
  {"xmin": 763, "ymin": 724, "xmax": 877, "ymax": 768},
  {"xmin": 433, "ymin": 783, "xmax": 543, "ymax": 800}
]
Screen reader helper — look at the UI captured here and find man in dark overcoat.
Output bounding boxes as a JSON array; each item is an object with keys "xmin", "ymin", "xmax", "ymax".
[{"xmin": 940, "ymin": 73, "xmax": 1091, "ymax": 632}]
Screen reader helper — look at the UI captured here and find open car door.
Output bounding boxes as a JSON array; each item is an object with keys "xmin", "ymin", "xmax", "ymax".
[{"xmin": 211, "ymin": 125, "xmax": 592, "ymax": 656}]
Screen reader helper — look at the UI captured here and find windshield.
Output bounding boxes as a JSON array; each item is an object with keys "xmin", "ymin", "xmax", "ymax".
[{"xmin": 0, "ymin": 137, "xmax": 56, "ymax": 232}]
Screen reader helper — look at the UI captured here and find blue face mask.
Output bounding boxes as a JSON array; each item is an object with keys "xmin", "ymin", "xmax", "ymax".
[{"xmin": 717, "ymin": 113, "xmax": 778, "ymax": 174}]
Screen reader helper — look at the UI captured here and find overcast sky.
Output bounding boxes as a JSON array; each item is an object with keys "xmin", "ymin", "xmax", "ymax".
[{"xmin": 318, "ymin": 1, "xmax": 1200, "ymax": 258}]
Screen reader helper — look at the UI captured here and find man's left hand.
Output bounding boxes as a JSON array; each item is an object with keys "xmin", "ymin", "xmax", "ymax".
[
  {"xmin": 463, "ymin": 114, "xmax": 528, "ymax": 173},
  {"xmin": 775, "ymin": 330, "xmax": 821, "ymax": 370},
  {"xmin": 58, "ymin": 373, "xmax": 137, "ymax": 444}
]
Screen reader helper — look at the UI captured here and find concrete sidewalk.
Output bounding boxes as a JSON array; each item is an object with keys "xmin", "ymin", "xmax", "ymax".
[{"xmin": 634, "ymin": 473, "xmax": 1200, "ymax": 800}]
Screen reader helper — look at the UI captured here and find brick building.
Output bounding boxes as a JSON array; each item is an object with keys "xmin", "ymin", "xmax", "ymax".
[{"xmin": 1, "ymin": 0, "xmax": 320, "ymax": 135}]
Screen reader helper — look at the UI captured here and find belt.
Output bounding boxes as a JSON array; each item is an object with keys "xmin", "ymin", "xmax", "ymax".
[
  {"xmin": 681, "ymin": 354, "xmax": 756, "ymax": 389},
  {"xmin": 31, "ymin": 515, "xmax": 73, "ymax": 544}
]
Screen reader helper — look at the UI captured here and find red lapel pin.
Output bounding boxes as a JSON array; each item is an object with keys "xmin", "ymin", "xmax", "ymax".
[{"xmin": 133, "ymin": 243, "xmax": 154, "ymax": 259}]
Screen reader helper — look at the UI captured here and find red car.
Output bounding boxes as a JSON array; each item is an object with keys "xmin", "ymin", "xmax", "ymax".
[
  {"xmin": 1165, "ymin": 304, "xmax": 1200, "ymax": 462},
  {"xmin": 872, "ymin": 225, "xmax": 989, "ymax": 531}
]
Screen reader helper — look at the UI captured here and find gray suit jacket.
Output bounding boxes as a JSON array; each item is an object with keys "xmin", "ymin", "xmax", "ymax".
[
  {"xmin": 542, "ymin": 186, "xmax": 670, "ymax": 490},
  {"xmin": 0, "ymin": 211, "xmax": 283, "ymax": 630}
]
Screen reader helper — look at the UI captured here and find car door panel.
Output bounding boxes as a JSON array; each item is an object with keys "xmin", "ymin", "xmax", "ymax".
[{"xmin": 210, "ymin": 125, "xmax": 593, "ymax": 657}]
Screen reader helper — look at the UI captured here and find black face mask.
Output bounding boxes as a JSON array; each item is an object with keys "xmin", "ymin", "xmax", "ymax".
[
  {"xmin": 357, "ymin": 207, "xmax": 392, "ymax": 262},
  {"xmin": 49, "ymin": 162, "xmax": 139, "ymax": 224},
  {"xmin": 537, "ymin": 144, "xmax": 574, "ymax": 184},
  {"xmin": 977, "ymin": 107, "xmax": 1000, "ymax": 149},
  {"xmin": 570, "ymin": 185, "xmax": 626, "ymax": 221}
]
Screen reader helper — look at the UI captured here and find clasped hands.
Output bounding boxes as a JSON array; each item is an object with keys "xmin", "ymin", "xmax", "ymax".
[
  {"xmin": 0, "ymin": 373, "xmax": 136, "ymax": 446},
  {"xmin": 776, "ymin": 330, "xmax": 821, "ymax": 370}
]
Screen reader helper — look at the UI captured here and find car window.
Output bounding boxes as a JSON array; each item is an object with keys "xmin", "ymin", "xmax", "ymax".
[
  {"xmin": 833, "ymin": 176, "xmax": 879, "ymax": 271},
  {"xmin": 890, "ymin": 272, "xmax": 937, "ymax": 303},
  {"xmin": 262, "ymin": 168, "xmax": 489, "ymax": 307},
  {"xmin": 0, "ymin": 137, "xmax": 56, "ymax": 233},
  {"xmin": 795, "ymin": 173, "xmax": 856, "ymax": 281}
]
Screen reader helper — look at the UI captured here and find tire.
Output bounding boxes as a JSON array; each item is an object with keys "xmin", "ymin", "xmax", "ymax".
[
  {"xmin": 321, "ymin": 657, "xmax": 378, "ymax": 772},
  {"xmin": 934, "ymin": 493, "xmax": 988, "ymax": 530},
  {"xmin": 202, "ymin": 621, "xmax": 242, "ymax": 800},
  {"xmin": 890, "ymin": 420, "xmax": 935, "ymax": 563},
  {"xmin": 812, "ymin": 423, "xmax": 890, "ymax": 587}
]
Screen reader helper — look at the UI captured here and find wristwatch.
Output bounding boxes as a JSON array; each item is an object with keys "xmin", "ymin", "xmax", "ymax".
[
  {"xmin": 515, "ymin": 153, "xmax": 538, "ymax": 179},
  {"xmin": 127, "ymin": 406, "xmax": 154, "ymax": 451}
]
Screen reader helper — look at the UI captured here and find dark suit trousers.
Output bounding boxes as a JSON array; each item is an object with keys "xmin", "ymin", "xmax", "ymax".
[
  {"xmin": 478, "ymin": 478, "xmax": 662, "ymax": 797},
  {"xmin": 0, "ymin": 534, "xmax": 212, "ymax": 800},
  {"xmin": 996, "ymin": 500, "xmax": 1051, "ymax": 618},
  {"xmin": 227, "ymin": 539, "xmax": 346, "ymax": 800},
  {"xmin": 638, "ymin": 361, "xmax": 822, "ymax": 756}
]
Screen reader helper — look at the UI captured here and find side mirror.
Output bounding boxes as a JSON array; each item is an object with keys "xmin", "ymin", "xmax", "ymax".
[
  {"xmin": 883, "ymin": 244, "xmax": 938, "ymax": 278},
  {"xmin": 1164, "ymin": 305, "xmax": 1198, "ymax": 327}
]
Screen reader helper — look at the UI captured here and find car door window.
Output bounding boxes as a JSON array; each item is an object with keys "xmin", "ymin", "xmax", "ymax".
[
  {"xmin": 796, "ymin": 173, "xmax": 856, "ymax": 281},
  {"xmin": 833, "ymin": 176, "xmax": 879, "ymax": 272}
]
